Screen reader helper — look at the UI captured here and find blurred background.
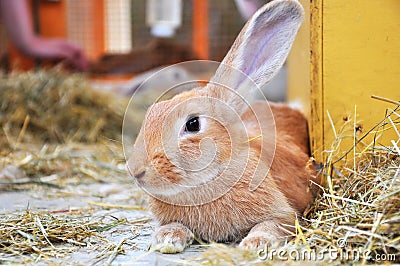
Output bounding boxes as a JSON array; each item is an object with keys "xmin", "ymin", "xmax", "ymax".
[
  {"xmin": 0, "ymin": 0, "xmax": 287, "ymax": 157},
  {"xmin": 0, "ymin": 0, "xmax": 286, "ymax": 101},
  {"xmin": 0, "ymin": 0, "xmax": 244, "ymax": 71}
]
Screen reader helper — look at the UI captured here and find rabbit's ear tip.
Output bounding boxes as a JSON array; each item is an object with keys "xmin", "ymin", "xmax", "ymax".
[
  {"xmin": 288, "ymin": 0, "xmax": 305, "ymax": 17},
  {"xmin": 264, "ymin": 0, "xmax": 304, "ymax": 16},
  {"xmin": 209, "ymin": 0, "xmax": 305, "ymax": 99}
]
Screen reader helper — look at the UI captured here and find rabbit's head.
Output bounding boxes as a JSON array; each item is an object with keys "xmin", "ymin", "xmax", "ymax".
[{"xmin": 126, "ymin": 0, "xmax": 304, "ymax": 206}]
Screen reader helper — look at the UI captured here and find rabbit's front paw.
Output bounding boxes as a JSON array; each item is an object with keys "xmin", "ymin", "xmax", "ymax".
[
  {"xmin": 239, "ymin": 233, "xmax": 275, "ymax": 250},
  {"xmin": 152, "ymin": 223, "xmax": 194, "ymax": 254}
]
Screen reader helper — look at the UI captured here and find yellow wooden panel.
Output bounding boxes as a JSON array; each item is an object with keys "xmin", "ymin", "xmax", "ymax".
[
  {"xmin": 323, "ymin": 0, "xmax": 400, "ymax": 156},
  {"xmin": 288, "ymin": 0, "xmax": 400, "ymax": 162}
]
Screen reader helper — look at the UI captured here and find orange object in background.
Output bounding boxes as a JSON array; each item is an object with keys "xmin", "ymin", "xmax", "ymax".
[
  {"xmin": 9, "ymin": 0, "xmax": 67, "ymax": 70},
  {"xmin": 192, "ymin": 0, "xmax": 209, "ymax": 60},
  {"xmin": 9, "ymin": 0, "xmax": 105, "ymax": 71},
  {"xmin": 38, "ymin": 0, "xmax": 67, "ymax": 38},
  {"xmin": 88, "ymin": 1, "xmax": 105, "ymax": 61}
]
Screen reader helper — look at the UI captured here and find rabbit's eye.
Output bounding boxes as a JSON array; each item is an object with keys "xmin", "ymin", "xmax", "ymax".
[{"xmin": 185, "ymin": 117, "xmax": 200, "ymax": 132}]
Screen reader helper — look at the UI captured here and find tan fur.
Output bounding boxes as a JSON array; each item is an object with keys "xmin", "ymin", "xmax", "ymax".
[
  {"xmin": 127, "ymin": 0, "xmax": 319, "ymax": 253},
  {"xmin": 145, "ymin": 101, "xmax": 316, "ymax": 242}
]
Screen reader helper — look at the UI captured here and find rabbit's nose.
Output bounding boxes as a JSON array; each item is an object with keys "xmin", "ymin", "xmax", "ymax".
[{"xmin": 133, "ymin": 169, "xmax": 146, "ymax": 179}]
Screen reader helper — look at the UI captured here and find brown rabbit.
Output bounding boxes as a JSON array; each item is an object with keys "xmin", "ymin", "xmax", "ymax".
[{"xmin": 127, "ymin": 0, "xmax": 319, "ymax": 253}]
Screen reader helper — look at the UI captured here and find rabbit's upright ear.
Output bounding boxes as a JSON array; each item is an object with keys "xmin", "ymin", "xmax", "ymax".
[{"xmin": 208, "ymin": 0, "xmax": 304, "ymax": 104}]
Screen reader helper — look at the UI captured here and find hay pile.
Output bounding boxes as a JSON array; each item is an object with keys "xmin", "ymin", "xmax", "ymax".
[
  {"xmin": 190, "ymin": 103, "xmax": 399, "ymax": 265},
  {"xmin": 0, "ymin": 141, "xmax": 127, "ymax": 189},
  {"xmin": 0, "ymin": 70, "xmax": 126, "ymax": 147},
  {"xmin": 303, "ymin": 106, "xmax": 399, "ymax": 263},
  {"xmin": 0, "ymin": 140, "xmax": 149, "ymax": 264},
  {"xmin": 0, "ymin": 69, "xmax": 131, "ymax": 190},
  {"xmin": 0, "ymin": 208, "xmax": 145, "ymax": 264},
  {"xmin": 0, "ymin": 70, "xmax": 148, "ymax": 264}
]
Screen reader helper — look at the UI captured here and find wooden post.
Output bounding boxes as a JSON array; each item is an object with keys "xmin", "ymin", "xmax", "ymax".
[
  {"xmin": 192, "ymin": 0, "xmax": 209, "ymax": 59},
  {"xmin": 88, "ymin": 0, "xmax": 105, "ymax": 60}
]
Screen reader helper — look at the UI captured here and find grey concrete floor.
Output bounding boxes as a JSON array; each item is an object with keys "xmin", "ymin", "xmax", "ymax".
[{"xmin": 0, "ymin": 182, "xmax": 206, "ymax": 265}]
